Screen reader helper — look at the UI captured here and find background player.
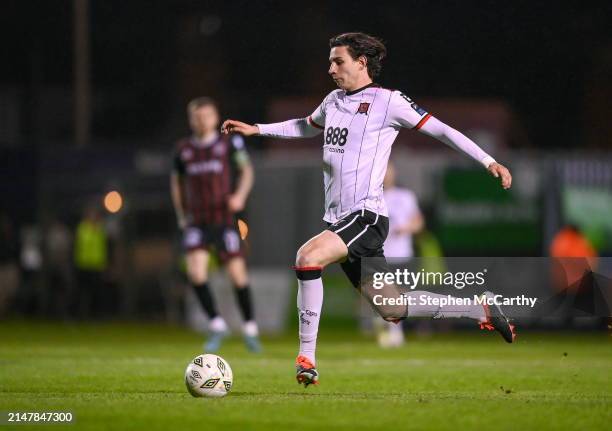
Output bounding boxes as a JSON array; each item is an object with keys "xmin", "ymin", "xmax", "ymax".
[
  {"xmin": 171, "ymin": 97, "xmax": 261, "ymax": 353},
  {"xmin": 374, "ymin": 162, "xmax": 424, "ymax": 348},
  {"xmin": 222, "ymin": 32, "xmax": 514, "ymax": 386}
]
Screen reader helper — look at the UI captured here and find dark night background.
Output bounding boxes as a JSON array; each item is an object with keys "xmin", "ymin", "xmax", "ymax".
[
  {"xmin": 1, "ymin": 1, "xmax": 611, "ymax": 333},
  {"xmin": 2, "ymin": 0, "xmax": 611, "ymax": 149}
]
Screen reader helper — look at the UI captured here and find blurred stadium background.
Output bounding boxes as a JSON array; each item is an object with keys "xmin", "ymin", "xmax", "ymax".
[{"xmin": 1, "ymin": 1, "xmax": 611, "ymax": 332}]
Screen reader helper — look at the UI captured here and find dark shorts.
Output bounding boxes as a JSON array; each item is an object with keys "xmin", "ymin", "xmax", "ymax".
[
  {"xmin": 183, "ymin": 223, "xmax": 243, "ymax": 262},
  {"xmin": 327, "ymin": 210, "xmax": 390, "ymax": 289},
  {"xmin": 327, "ymin": 210, "xmax": 389, "ymax": 261}
]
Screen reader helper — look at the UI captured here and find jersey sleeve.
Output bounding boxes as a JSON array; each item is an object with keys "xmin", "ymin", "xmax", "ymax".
[
  {"xmin": 307, "ymin": 93, "xmax": 331, "ymax": 130},
  {"xmin": 172, "ymin": 146, "xmax": 186, "ymax": 175},
  {"xmin": 418, "ymin": 116, "xmax": 496, "ymax": 168},
  {"xmin": 256, "ymin": 92, "xmax": 334, "ymax": 138},
  {"xmin": 387, "ymin": 91, "xmax": 431, "ymax": 130},
  {"xmin": 229, "ymin": 134, "xmax": 250, "ymax": 167}
]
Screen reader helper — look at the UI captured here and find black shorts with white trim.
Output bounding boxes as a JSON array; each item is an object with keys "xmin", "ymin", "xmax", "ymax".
[{"xmin": 327, "ymin": 209, "xmax": 389, "ymax": 262}]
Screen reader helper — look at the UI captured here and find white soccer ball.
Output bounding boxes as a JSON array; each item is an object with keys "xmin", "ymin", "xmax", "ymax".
[{"xmin": 185, "ymin": 354, "xmax": 233, "ymax": 398}]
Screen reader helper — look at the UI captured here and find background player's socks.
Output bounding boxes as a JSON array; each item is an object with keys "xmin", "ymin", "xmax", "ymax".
[
  {"xmin": 234, "ymin": 285, "xmax": 254, "ymax": 322},
  {"xmin": 193, "ymin": 282, "xmax": 220, "ymax": 319},
  {"xmin": 295, "ymin": 266, "xmax": 323, "ymax": 365},
  {"xmin": 404, "ymin": 291, "xmax": 486, "ymax": 321},
  {"xmin": 242, "ymin": 320, "xmax": 259, "ymax": 337},
  {"xmin": 209, "ymin": 315, "xmax": 228, "ymax": 333}
]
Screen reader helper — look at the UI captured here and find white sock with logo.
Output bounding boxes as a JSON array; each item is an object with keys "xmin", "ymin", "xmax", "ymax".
[
  {"xmin": 297, "ymin": 277, "xmax": 323, "ymax": 365},
  {"xmin": 404, "ymin": 291, "xmax": 486, "ymax": 321}
]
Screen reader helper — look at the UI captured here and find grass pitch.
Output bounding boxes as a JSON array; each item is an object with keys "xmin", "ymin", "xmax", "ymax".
[{"xmin": 0, "ymin": 321, "xmax": 610, "ymax": 430}]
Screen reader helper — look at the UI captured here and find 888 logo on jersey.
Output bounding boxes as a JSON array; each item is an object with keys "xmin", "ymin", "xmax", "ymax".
[{"xmin": 325, "ymin": 127, "xmax": 348, "ymax": 153}]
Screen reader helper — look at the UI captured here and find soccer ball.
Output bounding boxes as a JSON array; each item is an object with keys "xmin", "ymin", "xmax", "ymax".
[{"xmin": 185, "ymin": 354, "xmax": 233, "ymax": 398}]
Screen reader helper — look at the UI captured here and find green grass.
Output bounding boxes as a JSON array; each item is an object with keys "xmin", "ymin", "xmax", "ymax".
[{"xmin": 0, "ymin": 321, "xmax": 610, "ymax": 430}]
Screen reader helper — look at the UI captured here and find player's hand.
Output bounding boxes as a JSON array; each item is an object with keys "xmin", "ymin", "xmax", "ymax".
[
  {"xmin": 487, "ymin": 162, "xmax": 512, "ymax": 189},
  {"xmin": 227, "ymin": 194, "xmax": 246, "ymax": 212},
  {"xmin": 221, "ymin": 119, "xmax": 259, "ymax": 136},
  {"xmin": 177, "ymin": 216, "xmax": 187, "ymax": 230}
]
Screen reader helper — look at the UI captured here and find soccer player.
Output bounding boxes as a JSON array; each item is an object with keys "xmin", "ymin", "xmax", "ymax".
[
  {"xmin": 171, "ymin": 97, "xmax": 261, "ymax": 353},
  {"xmin": 222, "ymin": 33, "xmax": 515, "ymax": 386},
  {"xmin": 374, "ymin": 162, "xmax": 424, "ymax": 348}
]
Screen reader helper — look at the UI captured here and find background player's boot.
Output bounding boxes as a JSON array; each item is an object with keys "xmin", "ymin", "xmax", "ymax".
[
  {"xmin": 204, "ymin": 330, "xmax": 228, "ymax": 353},
  {"xmin": 243, "ymin": 335, "xmax": 262, "ymax": 353},
  {"xmin": 479, "ymin": 291, "xmax": 516, "ymax": 343},
  {"xmin": 295, "ymin": 355, "xmax": 319, "ymax": 387}
]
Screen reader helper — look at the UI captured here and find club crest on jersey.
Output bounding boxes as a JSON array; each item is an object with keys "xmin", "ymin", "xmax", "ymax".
[
  {"xmin": 357, "ymin": 102, "xmax": 370, "ymax": 114},
  {"xmin": 181, "ymin": 148, "xmax": 194, "ymax": 161},
  {"xmin": 212, "ymin": 143, "xmax": 226, "ymax": 157}
]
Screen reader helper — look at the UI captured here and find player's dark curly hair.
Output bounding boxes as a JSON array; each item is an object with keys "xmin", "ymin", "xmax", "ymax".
[{"xmin": 329, "ymin": 32, "xmax": 387, "ymax": 79}]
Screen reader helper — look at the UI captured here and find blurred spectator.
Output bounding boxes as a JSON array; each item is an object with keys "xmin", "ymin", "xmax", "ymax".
[
  {"xmin": 550, "ymin": 224, "xmax": 598, "ymax": 291},
  {"xmin": 0, "ymin": 211, "xmax": 19, "ymax": 317},
  {"xmin": 44, "ymin": 218, "xmax": 73, "ymax": 319},
  {"xmin": 73, "ymin": 205, "xmax": 108, "ymax": 318},
  {"xmin": 548, "ymin": 224, "xmax": 601, "ymax": 326},
  {"xmin": 17, "ymin": 225, "xmax": 44, "ymax": 315},
  {"xmin": 374, "ymin": 163, "xmax": 424, "ymax": 348},
  {"xmin": 550, "ymin": 224, "xmax": 597, "ymax": 258}
]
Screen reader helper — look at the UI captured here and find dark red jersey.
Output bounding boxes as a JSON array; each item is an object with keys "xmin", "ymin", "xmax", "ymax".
[{"xmin": 173, "ymin": 133, "xmax": 249, "ymax": 225}]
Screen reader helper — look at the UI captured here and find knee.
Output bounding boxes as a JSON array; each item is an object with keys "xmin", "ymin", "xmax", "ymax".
[
  {"xmin": 295, "ymin": 247, "xmax": 320, "ymax": 268},
  {"xmin": 187, "ymin": 266, "xmax": 207, "ymax": 285}
]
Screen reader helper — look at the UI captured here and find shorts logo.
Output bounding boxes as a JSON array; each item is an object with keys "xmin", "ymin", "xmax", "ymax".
[
  {"xmin": 184, "ymin": 228, "xmax": 203, "ymax": 248},
  {"xmin": 357, "ymin": 102, "xmax": 370, "ymax": 114},
  {"xmin": 223, "ymin": 229, "xmax": 241, "ymax": 253}
]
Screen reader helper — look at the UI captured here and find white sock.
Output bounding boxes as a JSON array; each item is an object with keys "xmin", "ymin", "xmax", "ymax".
[
  {"xmin": 387, "ymin": 320, "xmax": 404, "ymax": 336},
  {"xmin": 297, "ymin": 277, "xmax": 323, "ymax": 365},
  {"xmin": 242, "ymin": 320, "xmax": 259, "ymax": 337},
  {"xmin": 404, "ymin": 291, "xmax": 486, "ymax": 321},
  {"xmin": 209, "ymin": 316, "xmax": 228, "ymax": 333}
]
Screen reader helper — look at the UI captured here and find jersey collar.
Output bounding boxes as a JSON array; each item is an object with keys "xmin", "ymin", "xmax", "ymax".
[
  {"xmin": 191, "ymin": 132, "xmax": 220, "ymax": 148},
  {"xmin": 345, "ymin": 82, "xmax": 380, "ymax": 96}
]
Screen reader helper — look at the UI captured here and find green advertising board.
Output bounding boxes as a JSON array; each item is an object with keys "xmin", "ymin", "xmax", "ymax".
[{"xmin": 435, "ymin": 168, "xmax": 540, "ymax": 254}]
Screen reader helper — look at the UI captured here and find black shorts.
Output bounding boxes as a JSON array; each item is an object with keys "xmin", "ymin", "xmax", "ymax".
[
  {"xmin": 327, "ymin": 210, "xmax": 390, "ymax": 289},
  {"xmin": 327, "ymin": 209, "xmax": 389, "ymax": 260},
  {"xmin": 183, "ymin": 223, "xmax": 243, "ymax": 262}
]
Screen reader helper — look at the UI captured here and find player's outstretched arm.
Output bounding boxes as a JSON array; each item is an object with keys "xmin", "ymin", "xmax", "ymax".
[
  {"xmin": 223, "ymin": 117, "xmax": 323, "ymax": 140},
  {"xmin": 170, "ymin": 172, "xmax": 187, "ymax": 229},
  {"xmin": 419, "ymin": 116, "xmax": 512, "ymax": 189},
  {"xmin": 221, "ymin": 120, "xmax": 259, "ymax": 136}
]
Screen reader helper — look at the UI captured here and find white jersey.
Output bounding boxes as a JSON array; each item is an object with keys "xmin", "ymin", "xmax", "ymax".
[
  {"xmin": 383, "ymin": 187, "xmax": 420, "ymax": 258},
  {"xmin": 257, "ymin": 82, "xmax": 495, "ymax": 224},
  {"xmin": 308, "ymin": 84, "xmax": 430, "ymax": 223}
]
